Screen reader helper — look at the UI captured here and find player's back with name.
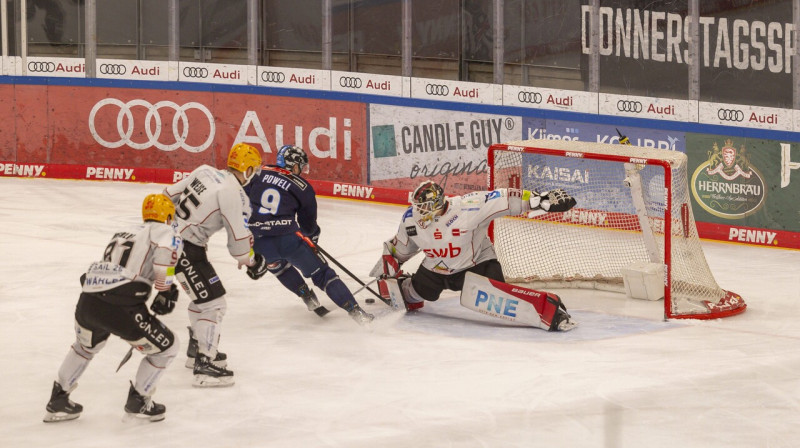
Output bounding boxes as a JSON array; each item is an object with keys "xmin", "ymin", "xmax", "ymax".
[{"xmin": 247, "ymin": 166, "xmax": 316, "ymax": 237}]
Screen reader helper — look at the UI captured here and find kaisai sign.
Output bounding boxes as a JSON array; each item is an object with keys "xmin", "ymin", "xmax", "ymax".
[{"xmin": 691, "ymin": 139, "xmax": 766, "ymax": 219}]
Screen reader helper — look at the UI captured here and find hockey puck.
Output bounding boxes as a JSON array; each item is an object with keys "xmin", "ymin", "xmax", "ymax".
[{"xmin": 365, "ymin": 298, "xmax": 376, "ymax": 304}]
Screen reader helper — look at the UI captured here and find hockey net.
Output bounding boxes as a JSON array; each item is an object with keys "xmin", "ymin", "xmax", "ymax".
[{"xmin": 488, "ymin": 139, "xmax": 746, "ymax": 320}]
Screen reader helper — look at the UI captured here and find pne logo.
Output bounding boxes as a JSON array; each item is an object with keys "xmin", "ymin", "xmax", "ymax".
[{"xmin": 475, "ymin": 290, "xmax": 518, "ymax": 317}]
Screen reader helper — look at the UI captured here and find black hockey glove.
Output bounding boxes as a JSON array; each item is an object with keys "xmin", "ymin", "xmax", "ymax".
[
  {"xmin": 246, "ymin": 253, "xmax": 268, "ymax": 280},
  {"xmin": 150, "ymin": 284, "xmax": 179, "ymax": 315},
  {"xmin": 309, "ymin": 227, "xmax": 321, "ymax": 245}
]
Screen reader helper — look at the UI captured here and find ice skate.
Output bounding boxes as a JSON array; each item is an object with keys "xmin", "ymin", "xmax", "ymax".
[
  {"xmin": 43, "ymin": 381, "xmax": 82, "ymax": 423},
  {"xmin": 193, "ymin": 354, "xmax": 235, "ymax": 387},
  {"xmin": 548, "ymin": 296, "xmax": 577, "ymax": 332},
  {"xmin": 124, "ymin": 382, "xmax": 165, "ymax": 422},
  {"xmin": 299, "ymin": 285, "xmax": 330, "ymax": 316},
  {"xmin": 185, "ymin": 326, "xmax": 228, "ymax": 368},
  {"xmin": 348, "ymin": 304, "xmax": 375, "ymax": 325}
]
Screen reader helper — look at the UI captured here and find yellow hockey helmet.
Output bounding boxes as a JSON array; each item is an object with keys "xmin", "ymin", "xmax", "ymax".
[
  {"xmin": 227, "ymin": 143, "xmax": 262, "ymax": 184},
  {"xmin": 142, "ymin": 193, "xmax": 175, "ymax": 224}
]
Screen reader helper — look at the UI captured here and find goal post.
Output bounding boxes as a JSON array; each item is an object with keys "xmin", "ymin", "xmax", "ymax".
[{"xmin": 488, "ymin": 139, "xmax": 746, "ymax": 320}]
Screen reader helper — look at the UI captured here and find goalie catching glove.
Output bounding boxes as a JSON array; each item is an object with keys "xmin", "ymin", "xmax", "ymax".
[
  {"xmin": 150, "ymin": 284, "xmax": 179, "ymax": 315},
  {"xmin": 526, "ymin": 189, "xmax": 576, "ymax": 215}
]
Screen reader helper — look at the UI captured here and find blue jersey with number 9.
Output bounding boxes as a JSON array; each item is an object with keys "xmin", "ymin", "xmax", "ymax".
[{"xmin": 246, "ymin": 166, "xmax": 320, "ymax": 238}]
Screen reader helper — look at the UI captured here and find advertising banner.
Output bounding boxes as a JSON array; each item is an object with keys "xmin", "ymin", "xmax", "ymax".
[
  {"xmin": 521, "ymin": 117, "xmax": 686, "ymax": 152},
  {"xmin": 369, "ymin": 104, "xmax": 521, "ymax": 195},
  {"xmin": 257, "ymin": 66, "xmax": 330, "ymax": 91},
  {"xmin": 178, "ymin": 61, "xmax": 254, "ymax": 86},
  {"xmin": 699, "ymin": 101, "xmax": 793, "ymax": 131},
  {"xmin": 1, "ymin": 84, "xmax": 367, "ymax": 184},
  {"xmin": 331, "ymin": 70, "xmax": 406, "ymax": 97},
  {"xmin": 687, "ymin": 133, "xmax": 800, "ymax": 246},
  {"xmin": 502, "ymin": 85, "xmax": 597, "ymax": 114},
  {"xmin": 600, "ymin": 93, "xmax": 698, "ymax": 123},
  {"xmin": 96, "ymin": 59, "xmax": 173, "ymax": 82},
  {"xmin": 410, "ymin": 77, "xmax": 502, "ymax": 105}
]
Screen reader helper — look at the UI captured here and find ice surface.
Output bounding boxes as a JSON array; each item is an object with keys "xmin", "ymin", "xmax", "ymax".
[{"xmin": 2, "ymin": 177, "xmax": 799, "ymax": 448}]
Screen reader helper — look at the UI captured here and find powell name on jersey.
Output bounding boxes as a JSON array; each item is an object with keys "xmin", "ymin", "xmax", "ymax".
[
  {"xmin": 246, "ymin": 166, "xmax": 319, "ymax": 238},
  {"xmin": 391, "ymin": 189, "xmax": 527, "ymax": 274}
]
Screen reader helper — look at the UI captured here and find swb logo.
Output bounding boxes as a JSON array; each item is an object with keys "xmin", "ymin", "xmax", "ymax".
[{"xmin": 474, "ymin": 289, "xmax": 518, "ymax": 318}]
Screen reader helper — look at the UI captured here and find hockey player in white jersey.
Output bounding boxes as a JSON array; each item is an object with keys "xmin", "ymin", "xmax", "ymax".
[
  {"xmin": 44, "ymin": 194, "xmax": 184, "ymax": 423},
  {"xmin": 370, "ymin": 180, "xmax": 577, "ymax": 331},
  {"xmin": 164, "ymin": 143, "xmax": 262, "ymax": 387}
]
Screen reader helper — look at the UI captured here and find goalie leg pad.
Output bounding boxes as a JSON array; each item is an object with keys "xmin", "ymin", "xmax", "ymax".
[{"xmin": 459, "ymin": 272, "xmax": 577, "ymax": 331}]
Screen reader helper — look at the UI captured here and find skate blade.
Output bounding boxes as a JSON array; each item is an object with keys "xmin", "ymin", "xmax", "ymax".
[
  {"xmin": 556, "ymin": 319, "xmax": 578, "ymax": 332},
  {"xmin": 313, "ymin": 306, "xmax": 331, "ymax": 317},
  {"xmin": 43, "ymin": 411, "xmax": 80, "ymax": 423},
  {"xmin": 185, "ymin": 357, "xmax": 228, "ymax": 369},
  {"xmin": 123, "ymin": 412, "xmax": 165, "ymax": 423},
  {"xmin": 192, "ymin": 375, "xmax": 235, "ymax": 388}
]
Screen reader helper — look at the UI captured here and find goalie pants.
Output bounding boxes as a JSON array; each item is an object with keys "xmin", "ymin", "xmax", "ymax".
[{"xmin": 411, "ymin": 258, "xmax": 505, "ymax": 301}]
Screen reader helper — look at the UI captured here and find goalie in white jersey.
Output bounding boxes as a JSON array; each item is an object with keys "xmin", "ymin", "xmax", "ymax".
[
  {"xmin": 44, "ymin": 194, "xmax": 183, "ymax": 423},
  {"xmin": 371, "ymin": 180, "xmax": 577, "ymax": 329},
  {"xmin": 163, "ymin": 143, "xmax": 262, "ymax": 387}
]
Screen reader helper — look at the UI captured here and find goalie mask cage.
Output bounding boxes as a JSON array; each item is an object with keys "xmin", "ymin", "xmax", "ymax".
[{"xmin": 488, "ymin": 139, "xmax": 746, "ymax": 320}]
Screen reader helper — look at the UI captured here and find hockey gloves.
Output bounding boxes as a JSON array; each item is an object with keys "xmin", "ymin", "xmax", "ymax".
[
  {"xmin": 528, "ymin": 189, "xmax": 577, "ymax": 213},
  {"xmin": 150, "ymin": 284, "xmax": 179, "ymax": 315},
  {"xmin": 308, "ymin": 227, "xmax": 321, "ymax": 245},
  {"xmin": 246, "ymin": 253, "xmax": 268, "ymax": 280}
]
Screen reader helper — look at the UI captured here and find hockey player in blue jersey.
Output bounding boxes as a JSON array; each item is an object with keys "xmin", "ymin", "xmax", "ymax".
[{"xmin": 245, "ymin": 145, "xmax": 374, "ymax": 325}]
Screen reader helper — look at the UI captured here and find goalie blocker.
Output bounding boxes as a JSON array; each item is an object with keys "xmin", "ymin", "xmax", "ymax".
[{"xmin": 379, "ymin": 273, "xmax": 576, "ymax": 331}]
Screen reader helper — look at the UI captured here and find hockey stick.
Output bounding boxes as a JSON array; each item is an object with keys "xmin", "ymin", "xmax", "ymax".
[
  {"xmin": 314, "ymin": 245, "xmax": 392, "ymax": 306},
  {"xmin": 351, "ymin": 276, "xmax": 379, "ymax": 296}
]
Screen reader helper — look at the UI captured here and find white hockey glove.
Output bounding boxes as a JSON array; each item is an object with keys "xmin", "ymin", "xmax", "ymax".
[{"xmin": 527, "ymin": 189, "xmax": 576, "ymax": 216}]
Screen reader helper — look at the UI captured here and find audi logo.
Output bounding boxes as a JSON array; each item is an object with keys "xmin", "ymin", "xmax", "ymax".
[
  {"xmin": 88, "ymin": 98, "xmax": 215, "ymax": 153},
  {"xmin": 99, "ymin": 63, "xmax": 126, "ymax": 75},
  {"xmin": 617, "ymin": 100, "xmax": 643, "ymax": 113},
  {"xmin": 717, "ymin": 108, "xmax": 745, "ymax": 122},
  {"xmin": 425, "ymin": 84, "xmax": 449, "ymax": 96},
  {"xmin": 182, "ymin": 67, "xmax": 209, "ymax": 78},
  {"xmin": 261, "ymin": 71, "xmax": 286, "ymax": 83},
  {"xmin": 339, "ymin": 76, "xmax": 363, "ymax": 88},
  {"xmin": 518, "ymin": 91, "xmax": 543, "ymax": 104},
  {"xmin": 28, "ymin": 61, "xmax": 56, "ymax": 73}
]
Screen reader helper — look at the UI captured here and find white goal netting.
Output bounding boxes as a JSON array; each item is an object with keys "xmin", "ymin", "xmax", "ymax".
[{"xmin": 489, "ymin": 139, "xmax": 746, "ymax": 319}]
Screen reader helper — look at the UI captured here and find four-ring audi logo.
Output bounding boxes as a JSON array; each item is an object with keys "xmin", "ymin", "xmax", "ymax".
[
  {"xmin": 28, "ymin": 61, "xmax": 56, "ymax": 73},
  {"xmin": 617, "ymin": 100, "xmax": 643, "ymax": 113},
  {"xmin": 88, "ymin": 98, "xmax": 215, "ymax": 153},
  {"xmin": 717, "ymin": 108, "xmax": 745, "ymax": 122},
  {"xmin": 518, "ymin": 91, "xmax": 542, "ymax": 104},
  {"xmin": 182, "ymin": 67, "xmax": 209, "ymax": 78},
  {"xmin": 425, "ymin": 84, "xmax": 449, "ymax": 96},
  {"xmin": 261, "ymin": 71, "xmax": 286, "ymax": 83},
  {"xmin": 339, "ymin": 76, "xmax": 363, "ymax": 88},
  {"xmin": 99, "ymin": 63, "xmax": 126, "ymax": 75}
]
